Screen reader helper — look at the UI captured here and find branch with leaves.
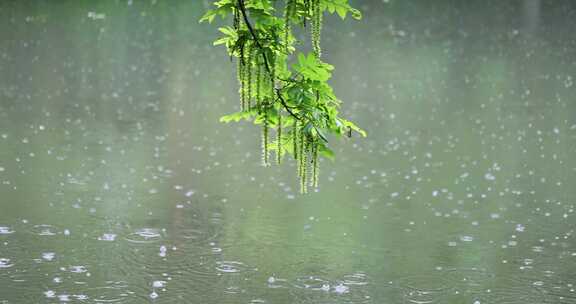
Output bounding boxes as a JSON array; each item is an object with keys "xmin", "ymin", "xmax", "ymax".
[{"xmin": 201, "ymin": 0, "xmax": 366, "ymax": 193}]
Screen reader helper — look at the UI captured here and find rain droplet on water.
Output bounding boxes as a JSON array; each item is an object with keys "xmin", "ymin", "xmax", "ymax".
[
  {"xmin": 98, "ymin": 233, "xmax": 116, "ymax": 241},
  {"xmin": 44, "ymin": 290, "xmax": 56, "ymax": 298},
  {"xmin": 152, "ymin": 280, "xmax": 166, "ymax": 288},
  {"xmin": 333, "ymin": 283, "xmax": 349, "ymax": 294},
  {"xmin": 42, "ymin": 252, "xmax": 55, "ymax": 261}
]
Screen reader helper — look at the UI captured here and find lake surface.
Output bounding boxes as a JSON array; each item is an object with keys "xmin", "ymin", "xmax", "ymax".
[{"xmin": 1, "ymin": 1, "xmax": 576, "ymax": 303}]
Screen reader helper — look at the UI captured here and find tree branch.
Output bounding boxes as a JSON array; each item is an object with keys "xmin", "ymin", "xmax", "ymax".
[{"xmin": 236, "ymin": 0, "xmax": 302, "ymax": 121}]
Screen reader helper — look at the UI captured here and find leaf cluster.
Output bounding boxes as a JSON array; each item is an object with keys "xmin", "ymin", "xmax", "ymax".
[{"xmin": 201, "ymin": 0, "xmax": 365, "ymax": 192}]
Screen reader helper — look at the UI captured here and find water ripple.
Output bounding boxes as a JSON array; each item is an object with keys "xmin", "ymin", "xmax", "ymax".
[
  {"xmin": 290, "ymin": 274, "xmax": 373, "ymax": 304},
  {"xmin": 124, "ymin": 228, "xmax": 162, "ymax": 244},
  {"xmin": 0, "ymin": 258, "xmax": 14, "ymax": 268},
  {"xmin": 0, "ymin": 226, "xmax": 14, "ymax": 235},
  {"xmin": 30, "ymin": 224, "xmax": 61, "ymax": 236},
  {"xmin": 89, "ymin": 281, "xmax": 136, "ymax": 303},
  {"xmin": 215, "ymin": 261, "xmax": 253, "ymax": 274},
  {"xmin": 342, "ymin": 272, "xmax": 370, "ymax": 286},
  {"xmin": 396, "ymin": 274, "xmax": 454, "ymax": 304},
  {"xmin": 293, "ymin": 276, "xmax": 331, "ymax": 291},
  {"xmin": 473, "ymin": 281, "xmax": 550, "ymax": 304}
]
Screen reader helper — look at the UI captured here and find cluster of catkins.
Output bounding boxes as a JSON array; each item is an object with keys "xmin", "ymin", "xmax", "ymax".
[
  {"xmin": 293, "ymin": 120, "xmax": 320, "ymax": 193},
  {"xmin": 234, "ymin": 0, "xmax": 323, "ymax": 193}
]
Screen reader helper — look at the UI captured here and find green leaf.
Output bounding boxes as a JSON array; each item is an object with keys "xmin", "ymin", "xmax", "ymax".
[
  {"xmin": 335, "ymin": 6, "xmax": 348, "ymax": 19},
  {"xmin": 318, "ymin": 130, "xmax": 328, "ymax": 142},
  {"xmin": 293, "ymin": 53, "xmax": 334, "ymax": 82},
  {"xmin": 318, "ymin": 144, "xmax": 335, "ymax": 160},
  {"xmin": 213, "ymin": 37, "xmax": 229, "ymax": 46},
  {"xmin": 218, "ymin": 27, "xmax": 234, "ymax": 36},
  {"xmin": 339, "ymin": 118, "xmax": 367, "ymax": 137},
  {"xmin": 321, "ymin": 0, "xmax": 362, "ymax": 20},
  {"xmin": 220, "ymin": 110, "xmax": 256, "ymax": 123},
  {"xmin": 350, "ymin": 8, "xmax": 362, "ymax": 20},
  {"xmin": 199, "ymin": 10, "xmax": 217, "ymax": 23}
]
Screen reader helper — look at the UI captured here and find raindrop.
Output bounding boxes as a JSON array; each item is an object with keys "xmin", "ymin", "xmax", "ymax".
[
  {"xmin": 333, "ymin": 283, "xmax": 349, "ymax": 294},
  {"xmin": 484, "ymin": 173, "xmax": 496, "ymax": 181},
  {"xmin": 0, "ymin": 258, "xmax": 13, "ymax": 268},
  {"xmin": 98, "ymin": 233, "xmax": 117, "ymax": 241},
  {"xmin": 44, "ymin": 290, "xmax": 56, "ymax": 298},
  {"xmin": 0, "ymin": 226, "xmax": 14, "ymax": 234},
  {"xmin": 152, "ymin": 280, "xmax": 166, "ymax": 288},
  {"xmin": 42, "ymin": 252, "xmax": 55, "ymax": 261}
]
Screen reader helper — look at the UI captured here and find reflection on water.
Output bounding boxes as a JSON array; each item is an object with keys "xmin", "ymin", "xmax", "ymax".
[{"xmin": 1, "ymin": 0, "xmax": 576, "ymax": 303}]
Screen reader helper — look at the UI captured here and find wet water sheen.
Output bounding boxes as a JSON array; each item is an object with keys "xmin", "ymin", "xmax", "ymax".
[{"xmin": 1, "ymin": 1, "xmax": 576, "ymax": 303}]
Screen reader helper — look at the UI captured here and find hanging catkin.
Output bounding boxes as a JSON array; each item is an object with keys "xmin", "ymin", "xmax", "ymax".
[
  {"xmin": 284, "ymin": 0, "xmax": 292, "ymax": 53},
  {"xmin": 262, "ymin": 106, "xmax": 270, "ymax": 166},
  {"xmin": 233, "ymin": 7, "xmax": 239, "ymax": 30},
  {"xmin": 246, "ymin": 46, "xmax": 253, "ymax": 110},
  {"xmin": 255, "ymin": 56, "xmax": 261, "ymax": 110},
  {"xmin": 298, "ymin": 132, "xmax": 305, "ymax": 176},
  {"xmin": 311, "ymin": 0, "xmax": 322, "ymax": 58},
  {"xmin": 311, "ymin": 141, "xmax": 319, "ymax": 188},
  {"xmin": 300, "ymin": 138, "xmax": 309, "ymax": 194},
  {"xmin": 269, "ymin": 52, "xmax": 275, "ymax": 100},
  {"xmin": 277, "ymin": 110, "xmax": 282, "ymax": 164},
  {"xmin": 237, "ymin": 46, "xmax": 245, "ymax": 111},
  {"xmin": 316, "ymin": 0, "xmax": 322, "ymax": 58},
  {"xmin": 293, "ymin": 119, "xmax": 298, "ymax": 160}
]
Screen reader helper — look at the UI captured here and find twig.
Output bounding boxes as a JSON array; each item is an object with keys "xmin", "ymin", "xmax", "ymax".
[{"xmin": 237, "ymin": 0, "xmax": 301, "ymax": 121}]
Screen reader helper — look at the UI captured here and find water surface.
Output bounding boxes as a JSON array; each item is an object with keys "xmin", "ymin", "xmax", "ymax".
[{"xmin": 1, "ymin": 1, "xmax": 576, "ymax": 303}]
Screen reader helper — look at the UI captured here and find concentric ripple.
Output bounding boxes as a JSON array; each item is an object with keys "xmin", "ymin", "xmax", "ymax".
[
  {"xmin": 473, "ymin": 284, "xmax": 550, "ymax": 304},
  {"xmin": 0, "ymin": 258, "xmax": 14, "ymax": 268},
  {"xmin": 29, "ymin": 224, "xmax": 61, "ymax": 236},
  {"xmin": 396, "ymin": 274, "xmax": 454, "ymax": 304},
  {"xmin": 89, "ymin": 281, "xmax": 137, "ymax": 303},
  {"xmin": 293, "ymin": 276, "xmax": 331, "ymax": 291},
  {"xmin": 124, "ymin": 228, "xmax": 163, "ymax": 244},
  {"xmin": 215, "ymin": 261, "xmax": 253, "ymax": 274},
  {"xmin": 0, "ymin": 226, "xmax": 14, "ymax": 235},
  {"xmin": 342, "ymin": 272, "xmax": 370, "ymax": 286},
  {"xmin": 290, "ymin": 275, "xmax": 373, "ymax": 304}
]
